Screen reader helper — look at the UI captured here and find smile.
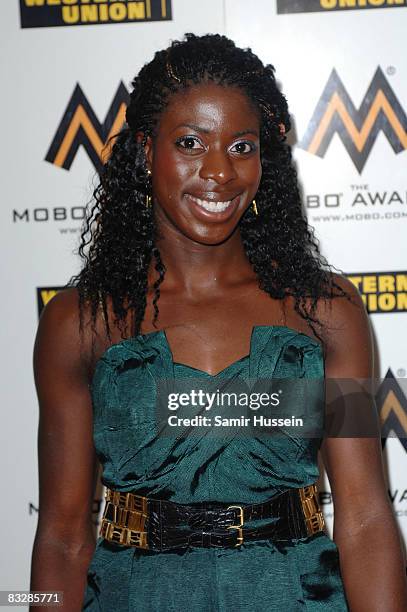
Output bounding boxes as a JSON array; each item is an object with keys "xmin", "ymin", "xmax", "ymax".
[{"xmin": 186, "ymin": 194, "xmax": 234, "ymax": 213}]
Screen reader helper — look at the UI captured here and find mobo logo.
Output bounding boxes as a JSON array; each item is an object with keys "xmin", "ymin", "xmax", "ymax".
[
  {"xmin": 377, "ymin": 370, "xmax": 407, "ymax": 453},
  {"xmin": 299, "ymin": 67, "xmax": 407, "ymax": 173},
  {"xmin": 46, "ymin": 83, "xmax": 129, "ymax": 173}
]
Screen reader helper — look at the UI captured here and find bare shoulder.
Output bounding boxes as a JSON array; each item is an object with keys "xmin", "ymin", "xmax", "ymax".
[
  {"xmin": 36, "ymin": 287, "xmax": 86, "ymax": 344},
  {"xmin": 38, "ymin": 286, "xmax": 82, "ymax": 329},
  {"xmin": 316, "ymin": 272, "xmax": 367, "ymax": 329},
  {"xmin": 34, "ymin": 287, "xmax": 129, "ymax": 383},
  {"xmin": 315, "ymin": 272, "xmax": 373, "ymax": 376},
  {"xmin": 34, "ymin": 287, "xmax": 95, "ymax": 383}
]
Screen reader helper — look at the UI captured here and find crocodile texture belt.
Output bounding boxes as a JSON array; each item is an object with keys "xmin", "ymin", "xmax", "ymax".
[{"xmin": 99, "ymin": 484, "xmax": 325, "ymax": 551}]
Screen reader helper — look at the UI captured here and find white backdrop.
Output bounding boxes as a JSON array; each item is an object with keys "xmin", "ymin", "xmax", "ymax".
[
  {"xmin": 1, "ymin": 1, "xmax": 406, "ymax": 608},
  {"xmin": 1, "ymin": 2, "xmax": 225, "ymax": 608},
  {"xmin": 225, "ymin": 0, "xmax": 407, "ymax": 537}
]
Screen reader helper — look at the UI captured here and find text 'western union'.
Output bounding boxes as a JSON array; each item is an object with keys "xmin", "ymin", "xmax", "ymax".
[
  {"xmin": 24, "ymin": 1, "xmax": 152, "ymax": 24},
  {"xmin": 320, "ymin": 0, "xmax": 405, "ymax": 8},
  {"xmin": 348, "ymin": 273, "xmax": 407, "ymax": 313}
]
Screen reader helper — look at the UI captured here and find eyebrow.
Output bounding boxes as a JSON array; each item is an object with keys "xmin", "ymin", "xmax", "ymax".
[
  {"xmin": 172, "ymin": 123, "xmax": 259, "ymax": 137},
  {"xmin": 233, "ymin": 129, "xmax": 259, "ymax": 138}
]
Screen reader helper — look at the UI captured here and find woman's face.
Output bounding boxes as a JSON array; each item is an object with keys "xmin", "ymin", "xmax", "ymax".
[{"xmin": 144, "ymin": 82, "xmax": 262, "ymax": 245}]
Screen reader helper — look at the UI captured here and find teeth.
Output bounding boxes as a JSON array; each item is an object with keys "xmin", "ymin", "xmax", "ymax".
[{"xmin": 187, "ymin": 195, "xmax": 233, "ymax": 212}]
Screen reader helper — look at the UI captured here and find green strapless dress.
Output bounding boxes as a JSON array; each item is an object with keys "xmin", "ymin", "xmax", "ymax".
[{"xmin": 82, "ymin": 326, "xmax": 349, "ymax": 611}]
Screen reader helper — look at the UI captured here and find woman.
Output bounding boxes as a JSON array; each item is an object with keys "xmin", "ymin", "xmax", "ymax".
[{"xmin": 30, "ymin": 34, "xmax": 407, "ymax": 611}]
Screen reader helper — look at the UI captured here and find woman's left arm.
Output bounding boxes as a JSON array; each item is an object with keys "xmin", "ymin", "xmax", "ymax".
[{"xmin": 320, "ymin": 276, "xmax": 407, "ymax": 611}]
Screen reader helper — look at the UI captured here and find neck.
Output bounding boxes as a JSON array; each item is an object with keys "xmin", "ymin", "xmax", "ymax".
[{"xmin": 148, "ymin": 220, "xmax": 255, "ymax": 299}]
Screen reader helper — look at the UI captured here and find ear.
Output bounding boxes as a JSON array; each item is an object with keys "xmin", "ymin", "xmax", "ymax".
[
  {"xmin": 136, "ymin": 131, "xmax": 153, "ymax": 172},
  {"xmin": 144, "ymin": 136, "xmax": 153, "ymax": 172}
]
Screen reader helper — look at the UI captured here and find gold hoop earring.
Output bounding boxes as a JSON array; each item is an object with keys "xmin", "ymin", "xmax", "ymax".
[
  {"xmin": 146, "ymin": 168, "xmax": 152, "ymax": 207},
  {"xmin": 252, "ymin": 199, "xmax": 258, "ymax": 216}
]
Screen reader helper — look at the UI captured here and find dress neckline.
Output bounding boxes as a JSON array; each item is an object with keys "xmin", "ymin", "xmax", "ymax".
[
  {"xmin": 166, "ymin": 324, "xmax": 258, "ymax": 377},
  {"xmin": 91, "ymin": 325, "xmax": 323, "ymax": 385}
]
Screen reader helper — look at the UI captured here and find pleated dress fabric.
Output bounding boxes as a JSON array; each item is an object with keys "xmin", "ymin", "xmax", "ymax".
[{"xmin": 82, "ymin": 326, "xmax": 349, "ymax": 611}]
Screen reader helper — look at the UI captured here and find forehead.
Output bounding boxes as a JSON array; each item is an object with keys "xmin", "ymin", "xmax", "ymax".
[{"xmin": 156, "ymin": 82, "xmax": 260, "ymax": 134}]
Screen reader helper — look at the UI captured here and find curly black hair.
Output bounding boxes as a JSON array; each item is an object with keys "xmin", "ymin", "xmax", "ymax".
[{"xmin": 67, "ymin": 32, "xmax": 350, "ymax": 348}]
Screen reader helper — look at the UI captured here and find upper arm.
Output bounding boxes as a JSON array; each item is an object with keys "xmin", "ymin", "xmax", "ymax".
[
  {"xmin": 319, "ymin": 275, "xmax": 392, "ymax": 534},
  {"xmin": 33, "ymin": 288, "xmax": 97, "ymax": 545}
]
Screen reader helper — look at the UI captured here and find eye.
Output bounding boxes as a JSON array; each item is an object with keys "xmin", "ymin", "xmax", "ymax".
[
  {"xmin": 229, "ymin": 141, "xmax": 257, "ymax": 155},
  {"xmin": 175, "ymin": 135, "xmax": 205, "ymax": 152}
]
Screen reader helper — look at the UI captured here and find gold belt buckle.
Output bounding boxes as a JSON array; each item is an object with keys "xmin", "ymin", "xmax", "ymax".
[
  {"xmin": 226, "ymin": 505, "xmax": 244, "ymax": 546},
  {"xmin": 100, "ymin": 488, "xmax": 149, "ymax": 549},
  {"xmin": 299, "ymin": 484, "xmax": 325, "ymax": 536}
]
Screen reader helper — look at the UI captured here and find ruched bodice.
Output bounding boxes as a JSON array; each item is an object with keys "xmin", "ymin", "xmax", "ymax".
[{"xmin": 83, "ymin": 326, "xmax": 349, "ymax": 611}]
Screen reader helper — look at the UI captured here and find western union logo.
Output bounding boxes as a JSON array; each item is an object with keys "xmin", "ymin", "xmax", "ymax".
[
  {"xmin": 20, "ymin": 0, "xmax": 172, "ymax": 28},
  {"xmin": 46, "ymin": 83, "xmax": 129, "ymax": 172},
  {"xmin": 347, "ymin": 271, "xmax": 407, "ymax": 313},
  {"xmin": 299, "ymin": 67, "xmax": 407, "ymax": 173},
  {"xmin": 376, "ymin": 370, "xmax": 407, "ymax": 452},
  {"xmin": 277, "ymin": 0, "xmax": 406, "ymax": 13}
]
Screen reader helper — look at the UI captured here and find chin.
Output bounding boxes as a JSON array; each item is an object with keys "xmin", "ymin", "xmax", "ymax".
[{"xmin": 183, "ymin": 225, "xmax": 239, "ymax": 246}]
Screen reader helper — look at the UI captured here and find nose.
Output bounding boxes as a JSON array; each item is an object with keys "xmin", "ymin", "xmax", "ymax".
[{"xmin": 198, "ymin": 148, "xmax": 238, "ymax": 184}]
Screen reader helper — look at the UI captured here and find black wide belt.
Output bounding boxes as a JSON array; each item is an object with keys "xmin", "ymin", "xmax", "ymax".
[{"xmin": 99, "ymin": 484, "xmax": 325, "ymax": 551}]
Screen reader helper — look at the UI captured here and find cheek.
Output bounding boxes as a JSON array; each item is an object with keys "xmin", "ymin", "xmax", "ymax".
[
  {"xmin": 239, "ymin": 158, "xmax": 262, "ymax": 187},
  {"xmin": 153, "ymin": 147, "xmax": 197, "ymax": 190},
  {"xmin": 172, "ymin": 160, "xmax": 198, "ymax": 186}
]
